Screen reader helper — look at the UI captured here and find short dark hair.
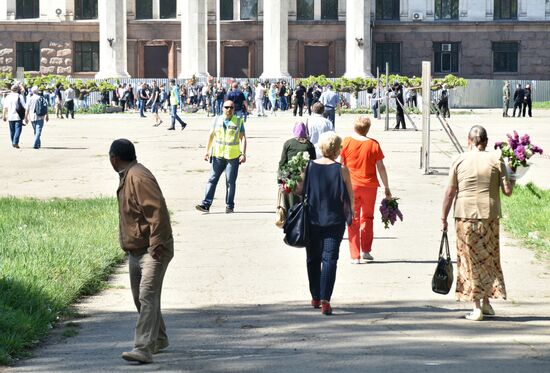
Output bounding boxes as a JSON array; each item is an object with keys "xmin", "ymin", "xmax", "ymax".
[
  {"xmin": 109, "ymin": 139, "xmax": 136, "ymax": 162},
  {"xmin": 170, "ymin": 79, "xmax": 176, "ymax": 84}
]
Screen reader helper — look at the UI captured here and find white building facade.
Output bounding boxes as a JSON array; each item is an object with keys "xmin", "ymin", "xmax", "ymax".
[{"xmin": 0, "ymin": 0, "xmax": 548, "ymax": 79}]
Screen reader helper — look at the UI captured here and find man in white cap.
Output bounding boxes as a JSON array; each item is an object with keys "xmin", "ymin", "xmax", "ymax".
[{"xmin": 2, "ymin": 84, "xmax": 26, "ymax": 148}]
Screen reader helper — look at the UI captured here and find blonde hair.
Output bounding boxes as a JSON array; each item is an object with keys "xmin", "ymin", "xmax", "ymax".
[
  {"xmin": 318, "ymin": 131, "xmax": 342, "ymax": 159},
  {"xmin": 354, "ymin": 116, "xmax": 371, "ymax": 136}
]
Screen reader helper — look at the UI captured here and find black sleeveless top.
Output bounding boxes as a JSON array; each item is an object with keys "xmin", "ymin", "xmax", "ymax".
[{"xmin": 306, "ymin": 161, "xmax": 348, "ymax": 227}]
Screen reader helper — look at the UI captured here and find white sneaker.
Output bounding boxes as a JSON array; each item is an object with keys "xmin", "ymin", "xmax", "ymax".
[
  {"xmin": 481, "ymin": 303, "xmax": 495, "ymax": 316},
  {"xmin": 362, "ymin": 252, "xmax": 374, "ymax": 261},
  {"xmin": 350, "ymin": 259, "xmax": 361, "ymax": 264},
  {"xmin": 465, "ymin": 308, "xmax": 483, "ymax": 321}
]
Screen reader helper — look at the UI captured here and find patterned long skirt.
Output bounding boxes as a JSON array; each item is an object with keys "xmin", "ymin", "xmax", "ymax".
[{"xmin": 455, "ymin": 218, "xmax": 507, "ymax": 302}]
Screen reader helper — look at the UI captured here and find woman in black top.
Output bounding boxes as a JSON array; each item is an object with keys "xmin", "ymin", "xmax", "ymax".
[{"xmin": 304, "ymin": 131, "xmax": 354, "ymax": 315}]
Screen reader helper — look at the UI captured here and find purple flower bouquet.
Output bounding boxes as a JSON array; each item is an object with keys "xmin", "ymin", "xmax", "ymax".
[
  {"xmin": 380, "ymin": 198, "xmax": 403, "ymax": 229},
  {"xmin": 494, "ymin": 131, "xmax": 544, "ymax": 176}
]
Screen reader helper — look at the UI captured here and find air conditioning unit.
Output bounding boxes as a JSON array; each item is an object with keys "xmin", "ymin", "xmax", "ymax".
[
  {"xmin": 412, "ymin": 12, "xmax": 423, "ymax": 21},
  {"xmin": 442, "ymin": 43, "xmax": 452, "ymax": 52}
]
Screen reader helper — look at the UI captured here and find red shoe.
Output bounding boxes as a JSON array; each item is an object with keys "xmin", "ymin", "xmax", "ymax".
[
  {"xmin": 321, "ymin": 301, "xmax": 332, "ymax": 315},
  {"xmin": 311, "ymin": 299, "xmax": 321, "ymax": 309}
]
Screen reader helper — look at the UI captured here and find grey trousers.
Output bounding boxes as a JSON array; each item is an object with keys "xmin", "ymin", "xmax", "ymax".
[{"xmin": 128, "ymin": 239, "xmax": 173, "ymax": 353}]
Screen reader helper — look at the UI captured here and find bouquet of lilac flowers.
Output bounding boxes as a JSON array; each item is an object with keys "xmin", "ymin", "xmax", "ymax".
[
  {"xmin": 379, "ymin": 198, "xmax": 403, "ymax": 229},
  {"xmin": 494, "ymin": 131, "xmax": 544, "ymax": 172},
  {"xmin": 278, "ymin": 151, "xmax": 310, "ymax": 193}
]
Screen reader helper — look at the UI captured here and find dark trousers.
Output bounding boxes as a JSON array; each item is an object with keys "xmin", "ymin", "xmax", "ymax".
[
  {"xmin": 512, "ymin": 101, "xmax": 522, "ymax": 117},
  {"xmin": 394, "ymin": 110, "xmax": 406, "ymax": 129},
  {"xmin": 306, "ymin": 224, "xmax": 345, "ymax": 302},
  {"xmin": 522, "ymin": 100, "xmax": 532, "ymax": 117},
  {"xmin": 293, "ymin": 100, "xmax": 304, "ymax": 116},
  {"xmin": 65, "ymin": 100, "xmax": 74, "ymax": 118}
]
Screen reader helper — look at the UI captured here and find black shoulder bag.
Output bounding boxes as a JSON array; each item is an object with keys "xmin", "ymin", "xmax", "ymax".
[
  {"xmin": 283, "ymin": 161, "xmax": 311, "ymax": 248},
  {"xmin": 432, "ymin": 231, "xmax": 454, "ymax": 295}
]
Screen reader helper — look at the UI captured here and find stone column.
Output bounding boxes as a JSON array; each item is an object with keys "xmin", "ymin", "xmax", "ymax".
[
  {"xmin": 179, "ymin": 0, "xmax": 209, "ymax": 78},
  {"xmin": 95, "ymin": 0, "xmax": 130, "ymax": 78},
  {"xmin": 0, "ymin": 0, "xmax": 16, "ymax": 20},
  {"xmin": 344, "ymin": 0, "xmax": 372, "ymax": 77},
  {"xmin": 259, "ymin": 0, "xmax": 290, "ymax": 79}
]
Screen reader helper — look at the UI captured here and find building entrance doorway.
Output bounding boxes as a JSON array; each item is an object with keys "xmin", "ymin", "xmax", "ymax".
[
  {"xmin": 144, "ymin": 45, "xmax": 168, "ymax": 78},
  {"xmin": 305, "ymin": 46, "xmax": 329, "ymax": 76},
  {"xmin": 224, "ymin": 46, "xmax": 249, "ymax": 78}
]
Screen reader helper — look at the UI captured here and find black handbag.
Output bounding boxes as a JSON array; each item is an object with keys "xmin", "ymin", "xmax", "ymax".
[
  {"xmin": 283, "ymin": 161, "xmax": 311, "ymax": 248},
  {"xmin": 432, "ymin": 231, "xmax": 454, "ymax": 295}
]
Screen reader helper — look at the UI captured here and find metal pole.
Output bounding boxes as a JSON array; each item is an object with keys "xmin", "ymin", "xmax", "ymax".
[
  {"xmin": 376, "ymin": 67, "xmax": 380, "ymax": 120},
  {"xmin": 422, "ymin": 61, "xmax": 431, "ymax": 174},
  {"xmin": 385, "ymin": 62, "xmax": 389, "ymax": 131},
  {"xmin": 216, "ymin": 0, "xmax": 221, "ymax": 79}
]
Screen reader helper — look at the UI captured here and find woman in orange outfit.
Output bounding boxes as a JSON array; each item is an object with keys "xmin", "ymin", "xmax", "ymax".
[{"xmin": 340, "ymin": 116, "xmax": 392, "ymax": 264}]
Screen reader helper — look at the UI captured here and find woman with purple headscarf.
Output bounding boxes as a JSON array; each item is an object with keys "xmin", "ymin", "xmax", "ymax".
[{"xmin": 278, "ymin": 122, "xmax": 316, "ymax": 170}]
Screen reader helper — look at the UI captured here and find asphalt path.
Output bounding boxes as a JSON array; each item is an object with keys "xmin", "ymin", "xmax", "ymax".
[{"xmin": 1, "ymin": 108, "xmax": 549, "ymax": 372}]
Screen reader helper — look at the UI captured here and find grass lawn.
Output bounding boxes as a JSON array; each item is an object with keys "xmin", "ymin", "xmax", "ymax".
[
  {"xmin": 533, "ymin": 101, "xmax": 550, "ymax": 109},
  {"xmin": 501, "ymin": 183, "xmax": 550, "ymax": 256},
  {"xmin": 0, "ymin": 198, "xmax": 124, "ymax": 365}
]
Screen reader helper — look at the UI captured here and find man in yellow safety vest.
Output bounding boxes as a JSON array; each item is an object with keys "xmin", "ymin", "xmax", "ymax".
[{"xmin": 195, "ymin": 100, "xmax": 247, "ymax": 213}]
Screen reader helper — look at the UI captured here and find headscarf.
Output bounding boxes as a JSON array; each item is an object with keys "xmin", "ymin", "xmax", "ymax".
[{"xmin": 293, "ymin": 122, "xmax": 308, "ymax": 139}]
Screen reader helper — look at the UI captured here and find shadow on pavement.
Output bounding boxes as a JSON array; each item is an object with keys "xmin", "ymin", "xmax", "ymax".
[{"xmin": 8, "ymin": 301, "xmax": 550, "ymax": 373}]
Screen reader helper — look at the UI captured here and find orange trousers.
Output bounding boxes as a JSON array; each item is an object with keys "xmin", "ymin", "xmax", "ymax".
[{"xmin": 348, "ymin": 186, "xmax": 378, "ymax": 259}]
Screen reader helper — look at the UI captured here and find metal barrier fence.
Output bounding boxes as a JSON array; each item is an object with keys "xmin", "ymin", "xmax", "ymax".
[{"xmin": 64, "ymin": 77, "xmax": 550, "ymax": 109}]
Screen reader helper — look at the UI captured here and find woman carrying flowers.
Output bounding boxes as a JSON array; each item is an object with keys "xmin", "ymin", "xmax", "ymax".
[
  {"xmin": 441, "ymin": 125, "xmax": 515, "ymax": 321},
  {"xmin": 340, "ymin": 116, "xmax": 392, "ymax": 264}
]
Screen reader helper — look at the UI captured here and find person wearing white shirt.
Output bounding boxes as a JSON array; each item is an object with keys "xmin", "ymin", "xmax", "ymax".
[
  {"xmin": 2, "ymin": 84, "xmax": 26, "ymax": 148},
  {"xmin": 255, "ymin": 82, "xmax": 266, "ymax": 117},
  {"xmin": 307, "ymin": 102, "xmax": 334, "ymax": 158},
  {"xmin": 64, "ymin": 84, "xmax": 76, "ymax": 119},
  {"xmin": 319, "ymin": 84, "xmax": 339, "ymax": 128},
  {"xmin": 25, "ymin": 86, "xmax": 49, "ymax": 149}
]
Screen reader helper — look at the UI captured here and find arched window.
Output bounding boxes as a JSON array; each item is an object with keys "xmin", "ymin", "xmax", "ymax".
[
  {"xmin": 375, "ymin": 0, "xmax": 399, "ymax": 20},
  {"xmin": 240, "ymin": 0, "xmax": 258, "ymax": 20},
  {"xmin": 494, "ymin": 0, "xmax": 517, "ymax": 20},
  {"xmin": 74, "ymin": 0, "xmax": 98, "ymax": 20},
  {"xmin": 435, "ymin": 0, "xmax": 459, "ymax": 20},
  {"xmin": 221, "ymin": 0, "xmax": 234, "ymax": 20},
  {"xmin": 136, "ymin": 0, "xmax": 153, "ymax": 19},
  {"xmin": 297, "ymin": 0, "xmax": 314, "ymax": 20},
  {"xmin": 321, "ymin": 0, "xmax": 338, "ymax": 20},
  {"xmin": 160, "ymin": 0, "xmax": 177, "ymax": 19},
  {"xmin": 16, "ymin": 0, "xmax": 39, "ymax": 19}
]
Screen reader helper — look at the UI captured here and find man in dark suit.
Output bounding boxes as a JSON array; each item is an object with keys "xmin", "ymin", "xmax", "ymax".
[
  {"xmin": 512, "ymin": 84, "xmax": 524, "ymax": 117},
  {"xmin": 391, "ymin": 82, "xmax": 406, "ymax": 130},
  {"xmin": 522, "ymin": 84, "xmax": 533, "ymax": 117}
]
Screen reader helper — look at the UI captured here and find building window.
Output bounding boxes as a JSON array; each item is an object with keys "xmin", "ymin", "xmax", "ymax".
[
  {"xmin": 376, "ymin": 0, "xmax": 399, "ymax": 20},
  {"xmin": 16, "ymin": 0, "xmax": 39, "ymax": 19},
  {"xmin": 375, "ymin": 43, "xmax": 400, "ymax": 73},
  {"xmin": 434, "ymin": 43, "xmax": 459, "ymax": 73},
  {"xmin": 74, "ymin": 0, "xmax": 98, "ymax": 20},
  {"xmin": 16, "ymin": 42, "xmax": 40, "ymax": 72},
  {"xmin": 321, "ymin": 0, "xmax": 338, "ymax": 20},
  {"xmin": 160, "ymin": 0, "xmax": 177, "ymax": 19},
  {"xmin": 74, "ymin": 42, "xmax": 99, "ymax": 72},
  {"xmin": 136, "ymin": 0, "xmax": 153, "ymax": 19},
  {"xmin": 297, "ymin": 0, "xmax": 314, "ymax": 20},
  {"xmin": 220, "ymin": 0, "xmax": 234, "ymax": 20},
  {"xmin": 494, "ymin": 0, "xmax": 517, "ymax": 20},
  {"xmin": 435, "ymin": 0, "xmax": 459, "ymax": 20},
  {"xmin": 240, "ymin": 0, "xmax": 258, "ymax": 20},
  {"xmin": 493, "ymin": 42, "xmax": 518, "ymax": 72}
]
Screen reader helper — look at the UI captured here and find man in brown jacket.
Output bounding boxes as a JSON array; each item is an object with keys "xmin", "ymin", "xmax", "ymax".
[{"xmin": 109, "ymin": 139, "xmax": 173, "ymax": 364}]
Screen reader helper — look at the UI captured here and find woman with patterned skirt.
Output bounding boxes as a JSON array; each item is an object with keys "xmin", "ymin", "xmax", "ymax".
[{"xmin": 441, "ymin": 125, "xmax": 515, "ymax": 321}]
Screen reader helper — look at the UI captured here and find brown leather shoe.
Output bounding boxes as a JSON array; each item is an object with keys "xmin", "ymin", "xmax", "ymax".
[{"xmin": 121, "ymin": 349, "xmax": 152, "ymax": 363}]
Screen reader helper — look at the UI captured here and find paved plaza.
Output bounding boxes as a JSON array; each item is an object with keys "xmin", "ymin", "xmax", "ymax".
[{"xmin": 1, "ymin": 109, "xmax": 549, "ymax": 372}]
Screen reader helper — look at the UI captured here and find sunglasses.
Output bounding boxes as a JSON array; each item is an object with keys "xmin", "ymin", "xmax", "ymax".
[{"xmin": 224, "ymin": 106, "xmax": 234, "ymax": 109}]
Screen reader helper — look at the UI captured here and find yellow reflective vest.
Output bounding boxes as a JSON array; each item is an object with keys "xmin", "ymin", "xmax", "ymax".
[{"xmin": 212, "ymin": 115, "xmax": 244, "ymax": 160}]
